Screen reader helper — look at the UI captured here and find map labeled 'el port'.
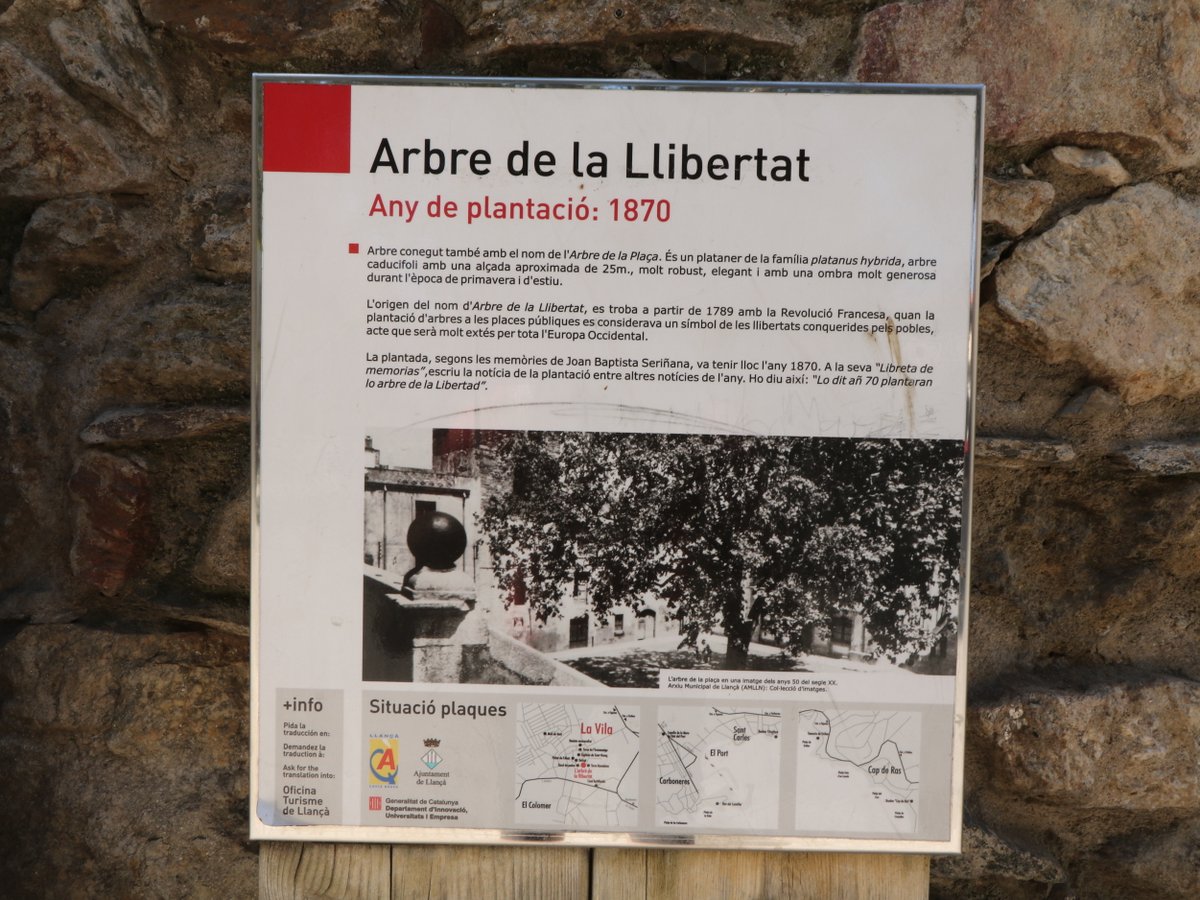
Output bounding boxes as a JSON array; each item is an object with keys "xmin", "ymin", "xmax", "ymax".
[{"xmin": 656, "ymin": 706, "xmax": 781, "ymax": 830}]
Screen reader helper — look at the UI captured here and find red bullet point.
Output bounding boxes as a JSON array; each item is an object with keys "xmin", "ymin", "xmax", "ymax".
[{"xmin": 348, "ymin": 243, "xmax": 360, "ymax": 254}]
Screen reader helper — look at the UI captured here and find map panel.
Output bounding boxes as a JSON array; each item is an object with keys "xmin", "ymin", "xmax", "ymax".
[
  {"xmin": 794, "ymin": 708, "xmax": 920, "ymax": 834},
  {"xmin": 514, "ymin": 703, "xmax": 639, "ymax": 829},
  {"xmin": 656, "ymin": 706, "xmax": 782, "ymax": 830}
]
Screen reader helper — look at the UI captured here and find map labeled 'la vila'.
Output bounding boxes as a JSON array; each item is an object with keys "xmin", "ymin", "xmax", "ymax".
[
  {"xmin": 514, "ymin": 703, "xmax": 639, "ymax": 829},
  {"xmin": 794, "ymin": 708, "xmax": 920, "ymax": 835},
  {"xmin": 656, "ymin": 706, "xmax": 781, "ymax": 830}
]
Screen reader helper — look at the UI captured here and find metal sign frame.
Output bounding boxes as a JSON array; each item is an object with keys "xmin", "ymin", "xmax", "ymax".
[{"xmin": 251, "ymin": 75, "xmax": 983, "ymax": 852}]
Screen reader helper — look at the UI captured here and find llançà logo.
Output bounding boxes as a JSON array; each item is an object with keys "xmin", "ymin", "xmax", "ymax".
[{"xmin": 368, "ymin": 738, "xmax": 399, "ymax": 784}]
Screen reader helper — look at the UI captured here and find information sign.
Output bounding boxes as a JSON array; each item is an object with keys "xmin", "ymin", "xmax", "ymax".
[{"xmin": 251, "ymin": 76, "xmax": 982, "ymax": 852}]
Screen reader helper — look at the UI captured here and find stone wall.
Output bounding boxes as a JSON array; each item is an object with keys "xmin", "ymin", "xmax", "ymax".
[{"xmin": 0, "ymin": 1, "xmax": 1197, "ymax": 897}]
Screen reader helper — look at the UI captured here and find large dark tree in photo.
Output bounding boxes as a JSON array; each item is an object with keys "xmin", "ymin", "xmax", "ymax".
[{"xmin": 478, "ymin": 431, "xmax": 964, "ymax": 669}]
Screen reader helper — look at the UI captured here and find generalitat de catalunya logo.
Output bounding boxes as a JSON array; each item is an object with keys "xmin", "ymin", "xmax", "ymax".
[{"xmin": 368, "ymin": 738, "xmax": 399, "ymax": 785}]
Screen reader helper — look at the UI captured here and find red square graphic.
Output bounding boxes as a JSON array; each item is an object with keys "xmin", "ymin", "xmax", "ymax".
[
  {"xmin": 348, "ymin": 243, "xmax": 360, "ymax": 254},
  {"xmin": 368, "ymin": 796, "xmax": 382, "ymax": 811},
  {"xmin": 262, "ymin": 83, "xmax": 351, "ymax": 174}
]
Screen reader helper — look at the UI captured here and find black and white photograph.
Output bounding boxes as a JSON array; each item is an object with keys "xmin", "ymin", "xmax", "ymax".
[{"xmin": 362, "ymin": 428, "xmax": 965, "ymax": 687}]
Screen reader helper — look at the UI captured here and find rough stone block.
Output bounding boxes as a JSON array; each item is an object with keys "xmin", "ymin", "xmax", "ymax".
[
  {"xmin": 983, "ymin": 177, "xmax": 1054, "ymax": 239},
  {"xmin": 933, "ymin": 815, "xmax": 1064, "ymax": 885},
  {"xmin": 975, "ymin": 675, "xmax": 1200, "ymax": 810},
  {"xmin": 994, "ymin": 184, "xmax": 1200, "ymax": 404},
  {"xmin": 135, "ymin": 0, "xmax": 419, "ymax": 67},
  {"xmin": 94, "ymin": 284, "xmax": 251, "ymax": 401},
  {"xmin": 1033, "ymin": 145, "xmax": 1131, "ymax": 188},
  {"xmin": 9, "ymin": 195, "xmax": 140, "ymax": 312},
  {"xmin": 975, "ymin": 437, "xmax": 1076, "ymax": 468},
  {"xmin": 0, "ymin": 42, "xmax": 132, "ymax": 200},
  {"xmin": 1127, "ymin": 820, "xmax": 1200, "ymax": 898},
  {"xmin": 80, "ymin": 405, "xmax": 249, "ymax": 446},
  {"xmin": 191, "ymin": 486, "xmax": 250, "ymax": 593},
  {"xmin": 460, "ymin": 0, "xmax": 856, "ymax": 76},
  {"xmin": 854, "ymin": 0, "xmax": 1200, "ymax": 172},
  {"xmin": 49, "ymin": 0, "xmax": 173, "ymax": 137},
  {"xmin": 192, "ymin": 216, "xmax": 250, "ymax": 282},
  {"xmin": 68, "ymin": 451, "xmax": 153, "ymax": 596},
  {"xmin": 1116, "ymin": 441, "xmax": 1200, "ymax": 476},
  {"xmin": 0, "ymin": 625, "xmax": 253, "ymax": 897}
]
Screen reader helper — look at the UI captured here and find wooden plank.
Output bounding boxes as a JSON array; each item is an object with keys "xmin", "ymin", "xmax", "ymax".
[
  {"xmin": 262, "ymin": 844, "xmax": 927, "ymax": 899},
  {"xmin": 595, "ymin": 849, "xmax": 928, "ymax": 900},
  {"xmin": 592, "ymin": 848, "xmax": 649, "ymax": 900},
  {"xmin": 259, "ymin": 842, "xmax": 391, "ymax": 900},
  {"xmin": 391, "ymin": 844, "xmax": 590, "ymax": 900}
]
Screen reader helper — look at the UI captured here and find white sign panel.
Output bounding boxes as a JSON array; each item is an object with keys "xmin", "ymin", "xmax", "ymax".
[{"xmin": 251, "ymin": 77, "xmax": 982, "ymax": 852}]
